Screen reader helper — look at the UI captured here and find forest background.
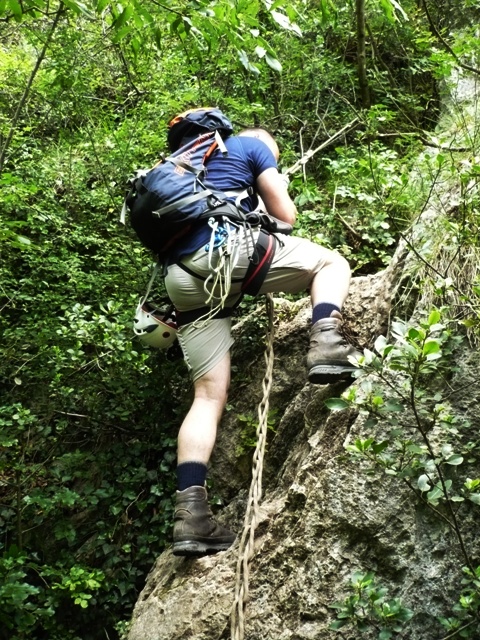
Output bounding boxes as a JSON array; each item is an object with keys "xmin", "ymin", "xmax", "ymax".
[{"xmin": 1, "ymin": 0, "xmax": 480, "ymax": 638}]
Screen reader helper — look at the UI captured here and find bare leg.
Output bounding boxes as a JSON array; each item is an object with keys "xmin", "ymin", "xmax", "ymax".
[
  {"xmin": 173, "ymin": 352, "xmax": 236, "ymax": 557},
  {"xmin": 177, "ymin": 352, "xmax": 231, "ymax": 465}
]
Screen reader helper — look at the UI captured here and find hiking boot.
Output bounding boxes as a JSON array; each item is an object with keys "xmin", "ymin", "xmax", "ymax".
[
  {"xmin": 307, "ymin": 311, "xmax": 362, "ymax": 385},
  {"xmin": 172, "ymin": 486, "xmax": 236, "ymax": 557}
]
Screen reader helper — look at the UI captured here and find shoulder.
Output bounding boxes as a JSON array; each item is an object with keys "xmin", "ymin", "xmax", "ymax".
[{"xmin": 225, "ymin": 136, "xmax": 277, "ymax": 172}]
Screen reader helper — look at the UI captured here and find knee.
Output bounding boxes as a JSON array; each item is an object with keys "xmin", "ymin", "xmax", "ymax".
[
  {"xmin": 324, "ymin": 250, "xmax": 351, "ymax": 277},
  {"xmin": 194, "ymin": 374, "xmax": 230, "ymax": 409}
]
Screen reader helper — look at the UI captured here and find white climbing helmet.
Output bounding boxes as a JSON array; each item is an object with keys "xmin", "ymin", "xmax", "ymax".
[{"xmin": 133, "ymin": 302, "xmax": 177, "ymax": 348}]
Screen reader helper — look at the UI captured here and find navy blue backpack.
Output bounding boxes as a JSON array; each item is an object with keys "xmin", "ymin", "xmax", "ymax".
[{"xmin": 126, "ymin": 108, "xmax": 235, "ymax": 256}]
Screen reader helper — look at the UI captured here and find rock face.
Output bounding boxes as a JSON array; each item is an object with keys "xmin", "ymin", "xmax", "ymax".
[
  {"xmin": 128, "ymin": 74, "xmax": 480, "ymax": 640},
  {"xmin": 127, "ymin": 258, "xmax": 479, "ymax": 640}
]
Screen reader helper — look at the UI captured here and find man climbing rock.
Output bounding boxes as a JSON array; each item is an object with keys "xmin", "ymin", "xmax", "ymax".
[{"xmin": 133, "ymin": 109, "xmax": 361, "ymax": 557}]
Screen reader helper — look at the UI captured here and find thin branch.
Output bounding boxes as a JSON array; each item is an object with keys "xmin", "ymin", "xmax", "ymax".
[
  {"xmin": 0, "ymin": 3, "xmax": 65, "ymax": 175},
  {"xmin": 115, "ymin": 45, "xmax": 144, "ymax": 97},
  {"xmin": 409, "ymin": 363, "xmax": 476, "ymax": 574},
  {"xmin": 332, "ymin": 185, "xmax": 363, "ymax": 240},
  {"xmin": 365, "ymin": 20, "xmax": 397, "ymax": 91},
  {"xmin": 420, "ymin": 0, "xmax": 480, "ymax": 77},
  {"xmin": 440, "ymin": 619, "xmax": 479, "ymax": 640},
  {"xmin": 284, "ymin": 118, "xmax": 360, "ymax": 176},
  {"xmin": 149, "ymin": 0, "xmax": 184, "ymax": 19}
]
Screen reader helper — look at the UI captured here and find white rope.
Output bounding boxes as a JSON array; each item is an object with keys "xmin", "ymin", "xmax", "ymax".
[
  {"xmin": 231, "ymin": 293, "xmax": 275, "ymax": 640},
  {"xmin": 193, "ymin": 220, "xmax": 243, "ymax": 328}
]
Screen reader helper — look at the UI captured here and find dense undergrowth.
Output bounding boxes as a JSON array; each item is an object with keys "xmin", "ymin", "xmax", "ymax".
[{"xmin": 1, "ymin": 0, "xmax": 479, "ymax": 637}]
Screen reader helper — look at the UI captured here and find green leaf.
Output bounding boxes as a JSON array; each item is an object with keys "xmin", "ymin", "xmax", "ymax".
[
  {"xmin": 422, "ymin": 340, "xmax": 440, "ymax": 356},
  {"xmin": 238, "ymin": 49, "xmax": 250, "ymax": 70},
  {"xmin": 16, "ymin": 235, "xmax": 31, "ymax": 245},
  {"xmin": 95, "ymin": 0, "xmax": 109, "ymax": 11},
  {"xmin": 427, "ymin": 486, "xmax": 443, "ymax": 503},
  {"xmin": 372, "ymin": 441, "xmax": 389, "ymax": 455},
  {"xmin": 417, "ymin": 474, "xmax": 431, "ymax": 492},
  {"xmin": 325, "ymin": 398, "xmax": 349, "ymax": 410},
  {"xmin": 329, "ymin": 619, "xmax": 348, "ymax": 630},
  {"xmin": 374, "ymin": 334, "xmax": 388, "ymax": 353},
  {"xmin": 354, "ymin": 438, "xmax": 374, "ymax": 452},
  {"xmin": 464, "ymin": 478, "xmax": 480, "ymax": 491},
  {"xmin": 265, "ymin": 53, "xmax": 282, "ymax": 72},
  {"xmin": 445, "ymin": 454, "xmax": 464, "ymax": 466},
  {"xmin": 406, "ymin": 443, "xmax": 426, "ymax": 454},
  {"xmin": 428, "ymin": 309, "xmax": 441, "ymax": 325},
  {"xmin": 406, "ymin": 327, "xmax": 421, "ymax": 340},
  {"xmin": 62, "ymin": 0, "xmax": 92, "ymax": 16},
  {"xmin": 384, "ymin": 400, "xmax": 404, "ymax": 412},
  {"xmin": 8, "ymin": 0, "xmax": 22, "ymax": 18},
  {"xmin": 365, "ymin": 415, "xmax": 379, "ymax": 428},
  {"xmin": 113, "ymin": 4, "xmax": 134, "ymax": 30},
  {"xmin": 270, "ymin": 10, "xmax": 302, "ymax": 36}
]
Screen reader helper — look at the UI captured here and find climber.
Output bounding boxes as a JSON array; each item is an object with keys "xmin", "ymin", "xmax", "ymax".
[{"xmin": 159, "ymin": 115, "xmax": 361, "ymax": 557}]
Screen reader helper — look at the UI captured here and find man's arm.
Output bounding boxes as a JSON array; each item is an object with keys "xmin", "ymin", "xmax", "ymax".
[{"xmin": 256, "ymin": 167, "xmax": 297, "ymax": 226}]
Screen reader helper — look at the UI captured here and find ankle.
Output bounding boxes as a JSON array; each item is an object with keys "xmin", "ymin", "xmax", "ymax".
[
  {"xmin": 176, "ymin": 462, "xmax": 208, "ymax": 491},
  {"xmin": 312, "ymin": 303, "xmax": 341, "ymax": 324}
]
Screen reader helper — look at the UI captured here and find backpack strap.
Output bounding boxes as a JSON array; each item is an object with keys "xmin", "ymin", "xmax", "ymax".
[
  {"xmin": 152, "ymin": 190, "xmax": 216, "ymax": 217},
  {"xmin": 168, "ymin": 157, "xmax": 205, "ymax": 175}
]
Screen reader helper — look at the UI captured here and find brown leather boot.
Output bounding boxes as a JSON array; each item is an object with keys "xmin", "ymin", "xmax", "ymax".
[
  {"xmin": 307, "ymin": 311, "xmax": 361, "ymax": 385},
  {"xmin": 172, "ymin": 486, "xmax": 236, "ymax": 557}
]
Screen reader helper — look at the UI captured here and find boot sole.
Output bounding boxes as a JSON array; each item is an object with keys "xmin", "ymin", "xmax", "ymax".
[
  {"xmin": 308, "ymin": 364, "xmax": 357, "ymax": 385},
  {"xmin": 172, "ymin": 539, "xmax": 234, "ymax": 557}
]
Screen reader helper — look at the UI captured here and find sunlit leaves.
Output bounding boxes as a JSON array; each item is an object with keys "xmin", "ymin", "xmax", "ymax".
[
  {"xmin": 0, "ymin": 0, "xmax": 295, "ymax": 74},
  {"xmin": 378, "ymin": 0, "xmax": 408, "ymax": 22},
  {"xmin": 270, "ymin": 9, "xmax": 302, "ymax": 36}
]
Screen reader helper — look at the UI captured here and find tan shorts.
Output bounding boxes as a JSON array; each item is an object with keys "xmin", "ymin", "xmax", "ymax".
[{"xmin": 165, "ymin": 229, "xmax": 333, "ymax": 381}]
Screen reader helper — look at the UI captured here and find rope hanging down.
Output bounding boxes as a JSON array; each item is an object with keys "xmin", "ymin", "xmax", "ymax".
[
  {"xmin": 230, "ymin": 118, "xmax": 359, "ymax": 638},
  {"xmin": 231, "ymin": 293, "xmax": 276, "ymax": 640}
]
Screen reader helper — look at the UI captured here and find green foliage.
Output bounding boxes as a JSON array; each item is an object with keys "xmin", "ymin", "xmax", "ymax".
[
  {"xmin": 235, "ymin": 409, "xmax": 278, "ymax": 456},
  {"xmin": 2, "ymin": 0, "xmax": 479, "ymax": 636},
  {"xmin": 439, "ymin": 566, "xmax": 480, "ymax": 639},
  {"xmin": 330, "ymin": 571, "xmax": 413, "ymax": 638},
  {"xmin": 326, "ymin": 309, "xmax": 480, "ymax": 633},
  {"xmin": 294, "ymin": 136, "xmax": 417, "ymax": 271},
  {"xmin": 0, "ymin": 547, "xmax": 105, "ymax": 639}
]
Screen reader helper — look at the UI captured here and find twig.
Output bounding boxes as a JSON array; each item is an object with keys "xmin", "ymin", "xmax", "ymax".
[
  {"xmin": 284, "ymin": 118, "xmax": 360, "ymax": 176},
  {"xmin": 0, "ymin": 3, "xmax": 65, "ymax": 174},
  {"xmin": 332, "ymin": 186, "xmax": 363, "ymax": 240},
  {"xmin": 420, "ymin": 0, "xmax": 480, "ymax": 77},
  {"xmin": 440, "ymin": 619, "xmax": 479, "ymax": 640}
]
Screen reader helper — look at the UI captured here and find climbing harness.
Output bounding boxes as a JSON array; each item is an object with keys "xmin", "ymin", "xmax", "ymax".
[
  {"xmin": 134, "ymin": 219, "xmax": 279, "ymax": 335},
  {"xmin": 231, "ymin": 293, "xmax": 275, "ymax": 640}
]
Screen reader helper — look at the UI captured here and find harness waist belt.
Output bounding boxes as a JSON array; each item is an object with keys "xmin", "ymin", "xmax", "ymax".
[
  {"xmin": 175, "ymin": 306, "xmax": 234, "ymax": 327},
  {"xmin": 174, "ymin": 228, "xmax": 277, "ymax": 326}
]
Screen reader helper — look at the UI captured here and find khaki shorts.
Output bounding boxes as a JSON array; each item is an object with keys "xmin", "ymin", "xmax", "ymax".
[{"xmin": 165, "ymin": 229, "xmax": 333, "ymax": 381}]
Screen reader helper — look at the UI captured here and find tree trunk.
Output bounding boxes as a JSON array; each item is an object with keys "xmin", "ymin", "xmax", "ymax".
[{"xmin": 356, "ymin": 0, "xmax": 371, "ymax": 108}]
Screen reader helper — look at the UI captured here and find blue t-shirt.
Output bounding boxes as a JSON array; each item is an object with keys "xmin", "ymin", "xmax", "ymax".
[{"xmin": 169, "ymin": 135, "xmax": 277, "ymax": 260}]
